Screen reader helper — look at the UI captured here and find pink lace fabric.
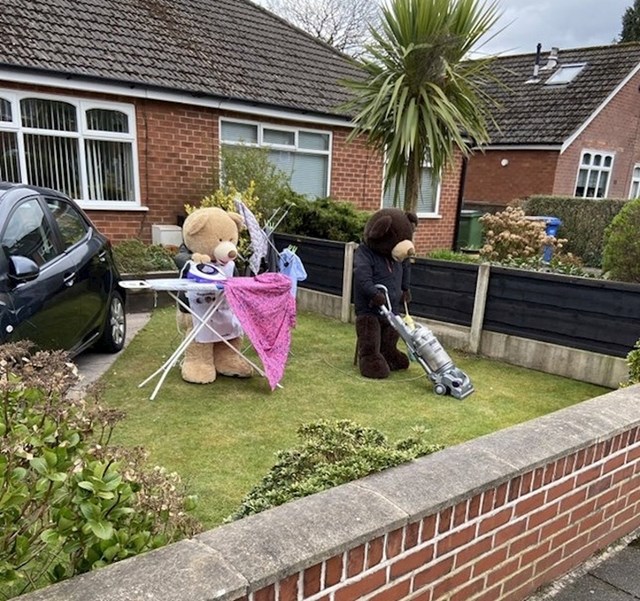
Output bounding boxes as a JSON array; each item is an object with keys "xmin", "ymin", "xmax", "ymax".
[{"xmin": 223, "ymin": 273, "xmax": 296, "ymax": 390}]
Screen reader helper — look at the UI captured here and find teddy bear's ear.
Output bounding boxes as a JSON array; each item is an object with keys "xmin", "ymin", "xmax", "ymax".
[
  {"xmin": 406, "ymin": 212, "xmax": 418, "ymax": 229},
  {"xmin": 183, "ymin": 211, "xmax": 209, "ymax": 236},
  {"xmin": 227, "ymin": 211, "xmax": 246, "ymax": 231},
  {"xmin": 366, "ymin": 215, "xmax": 393, "ymax": 240}
]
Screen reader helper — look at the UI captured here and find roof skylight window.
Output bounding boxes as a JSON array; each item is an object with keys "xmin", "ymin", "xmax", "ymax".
[{"xmin": 544, "ymin": 63, "xmax": 586, "ymax": 85}]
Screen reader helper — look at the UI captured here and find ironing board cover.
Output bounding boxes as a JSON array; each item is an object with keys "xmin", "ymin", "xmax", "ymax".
[{"xmin": 223, "ymin": 273, "xmax": 296, "ymax": 390}]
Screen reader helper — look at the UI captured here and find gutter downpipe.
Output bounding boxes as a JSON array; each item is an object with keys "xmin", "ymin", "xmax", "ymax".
[{"xmin": 451, "ymin": 152, "xmax": 469, "ymax": 251}]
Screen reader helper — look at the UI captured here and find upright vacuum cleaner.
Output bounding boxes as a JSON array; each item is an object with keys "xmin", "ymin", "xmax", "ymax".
[{"xmin": 376, "ymin": 285, "xmax": 474, "ymax": 400}]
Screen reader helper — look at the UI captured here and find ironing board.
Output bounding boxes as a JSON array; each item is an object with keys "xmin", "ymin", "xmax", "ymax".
[{"xmin": 120, "ymin": 278, "xmax": 270, "ymax": 400}]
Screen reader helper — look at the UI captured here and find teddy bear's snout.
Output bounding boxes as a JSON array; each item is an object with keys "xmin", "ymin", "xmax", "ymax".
[
  {"xmin": 392, "ymin": 239, "xmax": 415, "ymax": 262},
  {"xmin": 213, "ymin": 241, "xmax": 238, "ymax": 264}
]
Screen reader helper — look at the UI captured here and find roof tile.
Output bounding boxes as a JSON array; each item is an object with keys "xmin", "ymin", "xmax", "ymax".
[
  {"xmin": 479, "ymin": 43, "xmax": 640, "ymax": 145},
  {"xmin": 0, "ymin": 0, "xmax": 364, "ymax": 117}
]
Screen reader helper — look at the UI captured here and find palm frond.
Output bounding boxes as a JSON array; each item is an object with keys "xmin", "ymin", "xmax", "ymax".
[{"xmin": 343, "ymin": 0, "xmax": 502, "ymax": 213}]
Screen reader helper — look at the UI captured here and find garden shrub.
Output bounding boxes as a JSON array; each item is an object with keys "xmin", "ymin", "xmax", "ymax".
[
  {"xmin": 219, "ymin": 145, "xmax": 299, "ymax": 217},
  {"xmin": 602, "ymin": 198, "xmax": 640, "ymax": 283},
  {"xmin": 479, "ymin": 206, "xmax": 585, "ymax": 275},
  {"xmin": 227, "ymin": 419, "xmax": 442, "ymax": 521},
  {"xmin": 426, "ymin": 249, "xmax": 481, "ymax": 263},
  {"xmin": 622, "ymin": 338, "xmax": 640, "ymax": 387},
  {"xmin": 480, "ymin": 206, "xmax": 563, "ymax": 262},
  {"xmin": 277, "ymin": 197, "xmax": 372, "ymax": 242},
  {"xmin": 0, "ymin": 342, "xmax": 200, "ymax": 599},
  {"xmin": 522, "ymin": 195, "xmax": 626, "ymax": 268},
  {"xmin": 113, "ymin": 239, "xmax": 176, "ymax": 274}
]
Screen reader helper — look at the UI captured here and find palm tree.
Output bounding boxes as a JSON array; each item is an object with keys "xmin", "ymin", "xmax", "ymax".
[{"xmin": 344, "ymin": 0, "xmax": 501, "ymax": 214}]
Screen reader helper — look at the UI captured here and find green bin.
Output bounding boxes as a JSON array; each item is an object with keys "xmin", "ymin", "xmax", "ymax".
[{"xmin": 456, "ymin": 210, "xmax": 484, "ymax": 250}]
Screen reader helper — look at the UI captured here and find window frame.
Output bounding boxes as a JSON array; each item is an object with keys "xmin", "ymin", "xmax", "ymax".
[
  {"xmin": 574, "ymin": 149, "xmax": 614, "ymax": 199},
  {"xmin": 544, "ymin": 63, "xmax": 586, "ymax": 86},
  {"xmin": 219, "ymin": 117, "xmax": 332, "ymax": 198},
  {"xmin": 629, "ymin": 163, "xmax": 640, "ymax": 199},
  {"xmin": 0, "ymin": 89, "xmax": 141, "ymax": 210}
]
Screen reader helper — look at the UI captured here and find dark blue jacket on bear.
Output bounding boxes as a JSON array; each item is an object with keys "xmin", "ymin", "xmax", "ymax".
[{"xmin": 353, "ymin": 243, "xmax": 411, "ymax": 316}]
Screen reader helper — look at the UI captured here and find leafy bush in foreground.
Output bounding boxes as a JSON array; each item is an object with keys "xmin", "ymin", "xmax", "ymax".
[
  {"xmin": 227, "ymin": 419, "xmax": 443, "ymax": 521},
  {"xmin": 0, "ymin": 342, "xmax": 200, "ymax": 599}
]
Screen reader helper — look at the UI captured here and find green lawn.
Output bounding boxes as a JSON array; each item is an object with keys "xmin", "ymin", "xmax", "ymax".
[{"xmin": 97, "ymin": 307, "xmax": 609, "ymax": 528}]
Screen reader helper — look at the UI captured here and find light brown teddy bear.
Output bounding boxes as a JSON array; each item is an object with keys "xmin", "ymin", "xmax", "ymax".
[{"xmin": 174, "ymin": 207, "xmax": 253, "ymax": 384}]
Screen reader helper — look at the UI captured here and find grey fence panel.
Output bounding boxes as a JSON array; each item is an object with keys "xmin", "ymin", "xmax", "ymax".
[
  {"xmin": 272, "ymin": 234, "xmax": 640, "ymax": 357},
  {"xmin": 409, "ymin": 259, "xmax": 478, "ymax": 327},
  {"xmin": 484, "ymin": 267, "xmax": 640, "ymax": 357}
]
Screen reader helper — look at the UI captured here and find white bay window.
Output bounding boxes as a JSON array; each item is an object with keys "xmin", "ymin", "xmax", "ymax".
[{"xmin": 0, "ymin": 90, "xmax": 139, "ymax": 207}]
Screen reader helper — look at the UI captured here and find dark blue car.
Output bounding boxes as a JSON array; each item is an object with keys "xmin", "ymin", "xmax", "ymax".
[{"xmin": 0, "ymin": 182, "xmax": 126, "ymax": 355}]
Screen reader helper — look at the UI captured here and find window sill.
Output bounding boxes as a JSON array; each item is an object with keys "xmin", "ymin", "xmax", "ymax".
[{"xmin": 78, "ymin": 203, "xmax": 149, "ymax": 212}]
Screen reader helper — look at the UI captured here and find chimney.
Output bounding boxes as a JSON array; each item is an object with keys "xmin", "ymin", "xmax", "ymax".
[
  {"xmin": 526, "ymin": 43, "xmax": 542, "ymax": 83},
  {"xmin": 541, "ymin": 47, "xmax": 559, "ymax": 70}
]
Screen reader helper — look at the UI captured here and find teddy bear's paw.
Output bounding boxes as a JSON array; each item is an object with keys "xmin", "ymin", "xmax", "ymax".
[
  {"xmin": 181, "ymin": 361, "xmax": 217, "ymax": 384},
  {"xmin": 218, "ymin": 363, "xmax": 253, "ymax": 378},
  {"xmin": 214, "ymin": 341, "xmax": 253, "ymax": 378},
  {"xmin": 384, "ymin": 350, "xmax": 410, "ymax": 372},
  {"xmin": 358, "ymin": 354, "xmax": 391, "ymax": 379}
]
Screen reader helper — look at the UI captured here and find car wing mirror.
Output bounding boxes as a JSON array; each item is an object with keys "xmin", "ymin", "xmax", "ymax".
[{"xmin": 8, "ymin": 255, "xmax": 40, "ymax": 284}]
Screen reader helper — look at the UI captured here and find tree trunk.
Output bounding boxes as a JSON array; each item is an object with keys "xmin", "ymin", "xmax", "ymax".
[{"xmin": 403, "ymin": 149, "xmax": 421, "ymax": 214}]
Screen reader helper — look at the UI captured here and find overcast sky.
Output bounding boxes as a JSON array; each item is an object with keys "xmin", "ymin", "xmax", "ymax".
[{"xmin": 475, "ymin": 0, "xmax": 631, "ymax": 57}]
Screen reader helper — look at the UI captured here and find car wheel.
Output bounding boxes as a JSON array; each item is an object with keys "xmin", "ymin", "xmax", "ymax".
[{"xmin": 97, "ymin": 291, "xmax": 126, "ymax": 353}]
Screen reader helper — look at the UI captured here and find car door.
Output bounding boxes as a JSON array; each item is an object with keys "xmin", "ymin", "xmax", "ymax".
[
  {"xmin": 0, "ymin": 195, "xmax": 82, "ymax": 350},
  {"xmin": 44, "ymin": 196, "xmax": 112, "ymax": 353}
]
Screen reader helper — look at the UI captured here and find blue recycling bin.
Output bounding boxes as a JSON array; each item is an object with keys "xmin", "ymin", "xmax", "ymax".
[{"xmin": 526, "ymin": 216, "xmax": 562, "ymax": 262}]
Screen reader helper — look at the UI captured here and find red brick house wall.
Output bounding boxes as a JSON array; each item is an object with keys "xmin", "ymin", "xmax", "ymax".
[
  {"xmin": 0, "ymin": 81, "xmax": 463, "ymax": 253},
  {"xmin": 331, "ymin": 130, "xmax": 384, "ymax": 212},
  {"xmin": 464, "ymin": 149, "xmax": 559, "ymax": 209},
  {"xmin": 554, "ymin": 69, "xmax": 640, "ymax": 198},
  {"xmin": 465, "ymin": 70, "xmax": 640, "ymax": 210}
]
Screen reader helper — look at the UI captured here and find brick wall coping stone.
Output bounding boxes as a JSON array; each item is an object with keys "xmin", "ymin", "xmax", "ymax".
[{"xmin": 18, "ymin": 384, "xmax": 640, "ymax": 601}]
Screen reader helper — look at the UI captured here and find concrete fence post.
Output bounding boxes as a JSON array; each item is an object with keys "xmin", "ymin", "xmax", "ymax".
[
  {"xmin": 341, "ymin": 242, "xmax": 357, "ymax": 323},
  {"xmin": 469, "ymin": 262, "xmax": 491, "ymax": 354}
]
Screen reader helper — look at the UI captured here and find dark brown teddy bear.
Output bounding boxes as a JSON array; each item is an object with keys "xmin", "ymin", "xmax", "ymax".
[{"xmin": 353, "ymin": 208, "xmax": 418, "ymax": 379}]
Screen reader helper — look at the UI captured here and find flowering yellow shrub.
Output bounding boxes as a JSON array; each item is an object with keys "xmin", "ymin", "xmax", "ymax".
[{"xmin": 184, "ymin": 181, "xmax": 261, "ymax": 221}]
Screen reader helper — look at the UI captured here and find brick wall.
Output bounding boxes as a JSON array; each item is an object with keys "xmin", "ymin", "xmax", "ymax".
[
  {"xmin": 330, "ymin": 130, "xmax": 384, "ymax": 212},
  {"xmin": 554, "ymin": 69, "xmax": 640, "ymax": 198},
  {"xmin": 465, "ymin": 150, "xmax": 559, "ymax": 208},
  {"xmin": 21, "ymin": 385, "xmax": 640, "ymax": 601}
]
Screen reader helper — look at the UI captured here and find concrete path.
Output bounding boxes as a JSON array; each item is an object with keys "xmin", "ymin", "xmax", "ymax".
[
  {"xmin": 528, "ymin": 535, "xmax": 640, "ymax": 600},
  {"xmin": 70, "ymin": 311, "xmax": 151, "ymax": 397}
]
